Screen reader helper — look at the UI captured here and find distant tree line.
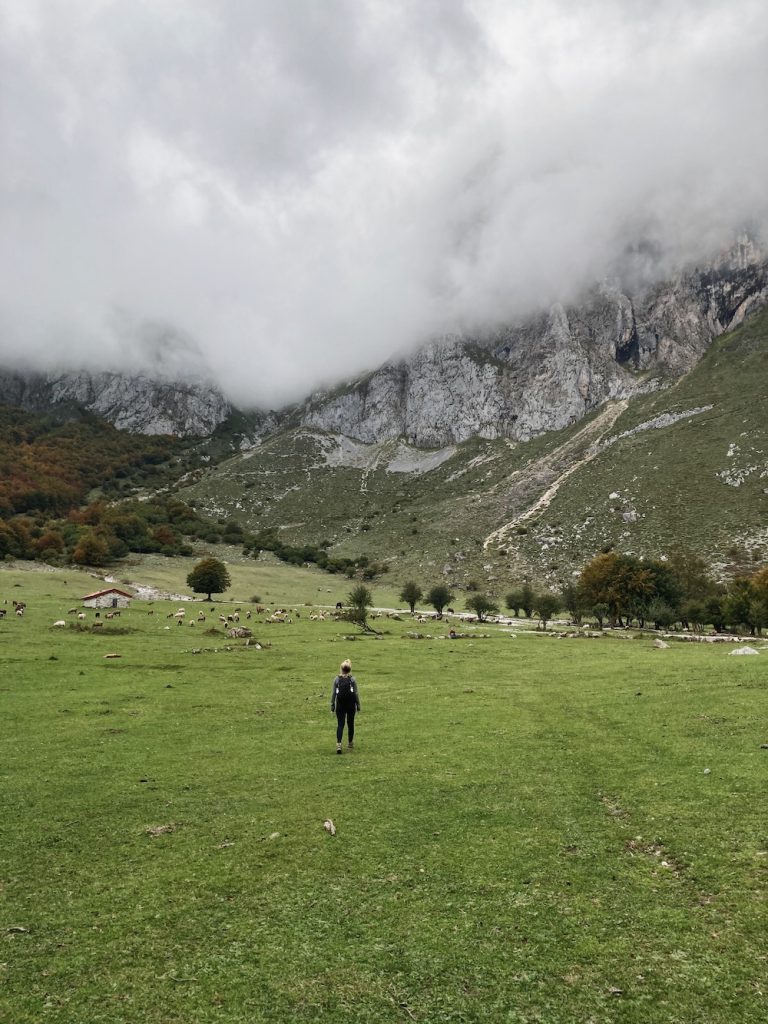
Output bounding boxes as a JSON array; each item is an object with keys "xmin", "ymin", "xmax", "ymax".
[{"xmin": 399, "ymin": 546, "xmax": 768, "ymax": 636}]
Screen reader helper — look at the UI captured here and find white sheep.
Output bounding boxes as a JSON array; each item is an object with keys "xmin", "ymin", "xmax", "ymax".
[{"xmin": 53, "ymin": 620, "xmax": 66, "ymax": 628}]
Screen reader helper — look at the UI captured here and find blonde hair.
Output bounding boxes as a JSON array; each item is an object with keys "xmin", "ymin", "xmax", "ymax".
[{"xmin": 340, "ymin": 659, "xmax": 352, "ymax": 674}]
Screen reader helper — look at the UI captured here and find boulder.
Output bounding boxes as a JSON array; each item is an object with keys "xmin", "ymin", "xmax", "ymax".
[{"xmin": 729, "ymin": 646, "xmax": 759, "ymax": 656}]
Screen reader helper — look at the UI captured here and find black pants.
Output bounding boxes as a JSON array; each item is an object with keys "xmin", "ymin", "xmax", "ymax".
[{"xmin": 336, "ymin": 707, "xmax": 356, "ymax": 743}]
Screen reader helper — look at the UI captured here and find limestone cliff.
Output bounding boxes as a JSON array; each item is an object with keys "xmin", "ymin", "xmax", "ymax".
[
  {"xmin": 0, "ymin": 369, "xmax": 233, "ymax": 437},
  {"xmin": 301, "ymin": 236, "xmax": 768, "ymax": 447}
]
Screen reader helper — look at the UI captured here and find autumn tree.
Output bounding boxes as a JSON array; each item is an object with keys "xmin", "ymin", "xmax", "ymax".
[{"xmin": 72, "ymin": 530, "xmax": 109, "ymax": 567}]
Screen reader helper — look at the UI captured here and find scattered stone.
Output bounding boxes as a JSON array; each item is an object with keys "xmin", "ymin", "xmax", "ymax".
[
  {"xmin": 323, "ymin": 819, "xmax": 337, "ymax": 836},
  {"xmin": 703, "ymin": 768, "xmax": 711, "ymax": 775},
  {"xmin": 729, "ymin": 646, "xmax": 759, "ymax": 656},
  {"xmin": 103, "ymin": 653, "xmax": 121, "ymax": 659},
  {"xmin": 227, "ymin": 627, "xmax": 252, "ymax": 639},
  {"xmin": 653, "ymin": 639, "xmax": 670, "ymax": 649},
  {"xmin": 144, "ymin": 823, "xmax": 179, "ymax": 837}
]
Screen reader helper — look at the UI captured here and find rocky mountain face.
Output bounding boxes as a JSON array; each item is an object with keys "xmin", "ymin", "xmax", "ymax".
[
  {"xmin": 0, "ymin": 369, "xmax": 233, "ymax": 437},
  {"xmin": 301, "ymin": 236, "xmax": 768, "ymax": 447}
]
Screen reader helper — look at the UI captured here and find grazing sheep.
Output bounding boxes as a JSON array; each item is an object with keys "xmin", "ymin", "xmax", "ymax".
[
  {"xmin": 53, "ymin": 620, "xmax": 66, "ymax": 628},
  {"xmin": 147, "ymin": 610, "xmax": 154, "ymax": 615},
  {"xmin": 77, "ymin": 612, "xmax": 86, "ymax": 620},
  {"xmin": 68, "ymin": 607, "xmax": 78, "ymax": 614},
  {"xmin": 91, "ymin": 622, "xmax": 103, "ymax": 630}
]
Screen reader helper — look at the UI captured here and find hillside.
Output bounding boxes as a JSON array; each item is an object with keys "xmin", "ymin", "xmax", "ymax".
[{"xmin": 177, "ymin": 308, "xmax": 768, "ymax": 592}]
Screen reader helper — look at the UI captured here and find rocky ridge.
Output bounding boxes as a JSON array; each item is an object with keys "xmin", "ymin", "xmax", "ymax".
[
  {"xmin": 0, "ymin": 369, "xmax": 234, "ymax": 437},
  {"xmin": 301, "ymin": 236, "xmax": 768, "ymax": 447}
]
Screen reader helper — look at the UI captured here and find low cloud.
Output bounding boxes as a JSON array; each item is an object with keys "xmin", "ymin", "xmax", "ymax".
[{"xmin": 1, "ymin": 0, "xmax": 767, "ymax": 407}]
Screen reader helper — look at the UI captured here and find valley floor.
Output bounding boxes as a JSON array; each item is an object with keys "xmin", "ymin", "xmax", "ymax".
[{"xmin": 1, "ymin": 563, "xmax": 767, "ymax": 1022}]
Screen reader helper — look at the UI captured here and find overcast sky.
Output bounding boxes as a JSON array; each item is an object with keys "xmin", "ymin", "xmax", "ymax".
[{"xmin": 2, "ymin": 0, "xmax": 767, "ymax": 406}]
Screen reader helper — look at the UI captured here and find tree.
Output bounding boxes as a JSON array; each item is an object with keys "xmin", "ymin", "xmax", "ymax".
[
  {"xmin": 465, "ymin": 593, "xmax": 499, "ymax": 622},
  {"xmin": 400, "ymin": 581, "xmax": 423, "ymax": 615},
  {"xmin": 346, "ymin": 583, "xmax": 374, "ymax": 631},
  {"xmin": 723, "ymin": 578, "xmax": 754, "ymax": 633},
  {"xmin": 560, "ymin": 581, "xmax": 586, "ymax": 624},
  {"xmin": 72, "ymin": 530, "xmax": 109, "ymax": 567},
  {"xmin": 427, "ymin": 584, "xmax": 454, "ymax": 618},
  {"xmin": 535, "ymin": 592, "xmax": 559, "ymax": 630},
  {"xmin": 680, "ymin": 599, "xmax": 707, "ymax": 632},
  {"xmin": 505, "ymin": 589, "xmax": 523, "ymax": 617},
  {"xmin": 647, "ymin": 598, "xmax": 676, "ymax": 631},
  {"xmin": 591, "ymin": 602, "xmax": 609, "ymax": 630},
  {"xmin": 187, "ymin": 557, "xmax": 231, "ymax": 601},
  {"xmin": 520, "ymin": 582, "xmax": 535, "ymax": 618}
]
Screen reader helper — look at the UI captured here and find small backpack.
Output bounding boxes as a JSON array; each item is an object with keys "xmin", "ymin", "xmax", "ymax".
[{"xmin": 335, "ymin": 675, "xmax": 356, "ymax": 706}]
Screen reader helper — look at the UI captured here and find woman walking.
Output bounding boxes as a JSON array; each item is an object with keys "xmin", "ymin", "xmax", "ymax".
[{"xmin": 331, "ymin": 659, "xmax": 360, "ymax": 754}]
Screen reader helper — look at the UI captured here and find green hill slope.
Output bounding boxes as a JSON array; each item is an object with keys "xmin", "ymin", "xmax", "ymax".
[{"xmin": 178, "ymin": 310, "xmax": 768, "ymax": 592}]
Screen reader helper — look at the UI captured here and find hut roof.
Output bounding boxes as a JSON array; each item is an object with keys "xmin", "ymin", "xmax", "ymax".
[{"xmin": 81, "ymin": 588, "xmax": 134, "ymax": 601}]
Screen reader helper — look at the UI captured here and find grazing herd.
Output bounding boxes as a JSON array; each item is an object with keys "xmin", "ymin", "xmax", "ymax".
[{"xmin": 3, "ymin": 593, "xmax": 485, "ymax": 639}]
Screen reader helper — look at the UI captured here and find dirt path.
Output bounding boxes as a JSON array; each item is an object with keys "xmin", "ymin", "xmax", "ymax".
[{"xmin": 483, "ymin": 400, "xmax": 628, "ymax": 549}]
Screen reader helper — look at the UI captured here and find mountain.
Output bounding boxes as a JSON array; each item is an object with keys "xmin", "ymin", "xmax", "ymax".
[
  {"xmin": 300, "ymin": 236, "xmax": 767, "ymax": 446},
  {"xmin": 0, "ymin": 369, "xmax": 234, "ymax": 437},
  {"xmin": 177, "ymin": 304, "xmax": 768, "ymax": 589},
  {"xmin": 2, "ymin": 236, "xmax": 767, "ymax": 588}
]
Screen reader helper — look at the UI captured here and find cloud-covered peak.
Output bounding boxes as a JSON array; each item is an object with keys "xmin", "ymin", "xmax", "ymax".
[{"xmin": 2, "ymin": 0, "xmax": 767, "ymax": 406}]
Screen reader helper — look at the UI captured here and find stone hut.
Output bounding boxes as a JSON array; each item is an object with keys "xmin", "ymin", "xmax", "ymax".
[{"xmin": 82, "ymin": 587, "xmax": 134, "ymax": 610}]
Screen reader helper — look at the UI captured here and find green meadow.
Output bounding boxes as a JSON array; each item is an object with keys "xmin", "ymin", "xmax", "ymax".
[{"xmin": 1, "ymin": 564, "xmax": 766, "ymax": 1023}]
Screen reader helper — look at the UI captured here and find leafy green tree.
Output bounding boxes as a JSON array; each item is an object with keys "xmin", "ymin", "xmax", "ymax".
[
  {"xmin": 647, "ymin": 599, "xmax": 676, "ymax": 631},
  {"xmin": 186, "ymin": 557, "xmax": 231, "ymax": 601},
  {"xmin": 520, "ymin": 582, "xmax": 535, "ymax": 618},
  {"xmin": 666, "ymin": 544, "xmax": 714, "ymax": 603},
  {"xmin": 346, "ymin": 584, "xmax": 374, "ymax": 631},
  {"xmin": 505, "ymin": 589, "xmax": 523, "ymax": 617},
  {"xmin": 680, "ymin": 599, "xmax": 707, "ymax": 632},
  {"xmin": 465, "ymin": 593, "xmax": 499, "ymax": 622},
  {"xmin": 560, "ymin": 581, "xmax": 586, "ymax": 624},
  {"xmin": 535, "ymin": 592, "xmax": 559, "ymax": 630},
  {"xmin": 749, "ymin": 599, "xmax": 768, "ymax": 636},
  {"xmin": 591, "ymin": 602, "xmax": 609, "ymax": 629},
  {"xmin": 427, "ymin": 584, "xmax": 454, "ymax": 618},
  {"xmin": 400, "ymin": 581, "xmax": 423, "ymax": 615},
  {"xmin": 705, "ymin": 595, "xmax": 726, "ymax": 632},
  {"xmin": 723, "ymin": 578, "xmax": 754, "ymax": 633}
]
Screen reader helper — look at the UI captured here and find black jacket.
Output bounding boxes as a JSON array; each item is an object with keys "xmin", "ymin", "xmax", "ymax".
[{"xmin": 331, "ymin": 674, "xmax": 360, "ymax": 712}]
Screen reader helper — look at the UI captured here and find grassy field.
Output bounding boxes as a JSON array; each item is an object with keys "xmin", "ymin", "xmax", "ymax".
[
  {"xmin": 1, "ymin": 563, "xmax": 767, "ymax": 1023},
  {"xmin": 113, "ymin": 547, "xmax": 406, "ymax": 610}
]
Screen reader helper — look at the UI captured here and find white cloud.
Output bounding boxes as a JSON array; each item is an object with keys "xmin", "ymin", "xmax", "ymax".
[{"xmin": 1, "ymin": 0, "xmax": 766, "ymax": 406}]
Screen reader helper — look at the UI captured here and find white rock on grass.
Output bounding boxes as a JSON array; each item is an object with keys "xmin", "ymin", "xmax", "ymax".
[
  {"xmin": 653, "ymin": 639, "xmax": 670, "ymax": 649},
  {"xmin": 729, "ymin": 646, "xmax": 760, "ymax": 656}
]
